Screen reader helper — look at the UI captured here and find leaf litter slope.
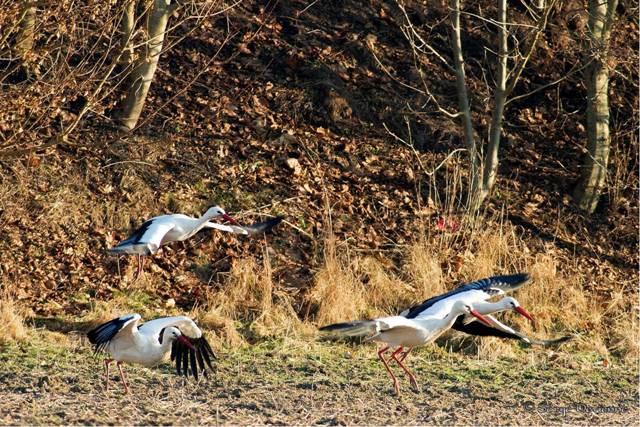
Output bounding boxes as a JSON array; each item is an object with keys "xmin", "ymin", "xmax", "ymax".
[
  {"xmin": 0, "ymin": 331, "xmax": 637, "ymax": 425},
  {"xmin": 0, "ymin": 0, "xmax": 636, "ymax": 321}
]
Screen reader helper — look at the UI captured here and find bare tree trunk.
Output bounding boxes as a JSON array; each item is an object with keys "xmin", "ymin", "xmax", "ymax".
[
  {"xmin": 449, "ymin": 0, "xmax": 480, "ymax": 205},
  {"xmin": 573, "ymin": 0, "xmax": 618, "ymax": 213},
  {"xmin": 476, "ymin": 0, "xmax": 508, "ymax": 207},
  {"xmin": 118, "ymin": 0, "xmax": 176, "ymax": 131},
  {"xmin": 14, "ymin": 2, "xmax": 36, "ymax": 63},
  {"xmin": 120, "ymin": 0, "xmax": 137, "ymax": 66},
  {"xmin": 471, "ymin": 0, "xmax": 555, "ymax": 209}
]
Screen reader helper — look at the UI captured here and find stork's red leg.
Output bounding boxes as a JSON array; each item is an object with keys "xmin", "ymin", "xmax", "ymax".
[
  {"xmin": 377, "ymin": 346, "xmax": 400, "ymax": 395},
  {"xmin": 398, "ymin": 347, "xmax": 413, "ymax": 363},
  {"xmin": 104, "ymin": 358, "xmax": 113, "ymax": 391},
  {"xmin": 134, "ymin": 255, "xmax": 144, "ymax": 281},
  {"xmin": 391, "ymin": 347, "xmax": 419, "ymax": 391},
  {"xmin": 116, "ymin": 361, "xmax": 130, "ymax": 394}
]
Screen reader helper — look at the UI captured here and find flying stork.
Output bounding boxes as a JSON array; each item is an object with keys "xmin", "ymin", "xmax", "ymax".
[{"xmin": 107, "ymin": 205, "xmax": 282, "ymax": 279}]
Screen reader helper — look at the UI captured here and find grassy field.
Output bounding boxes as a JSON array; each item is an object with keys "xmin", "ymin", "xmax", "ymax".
[{"xmin": 0, "ymin": 327, "xmax": 636, "ymax": 426}]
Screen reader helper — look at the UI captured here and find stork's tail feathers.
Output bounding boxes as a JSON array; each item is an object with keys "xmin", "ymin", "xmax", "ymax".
[
  {"xmin": 243, "ymin": 216, "xmax": 284, "ymax": 235},
  {"xmin": 318, "ymin": 321, "xmax": 377, "ymax": 338}
]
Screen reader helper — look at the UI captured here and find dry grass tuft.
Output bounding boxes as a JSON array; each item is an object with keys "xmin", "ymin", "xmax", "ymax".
[
  {"xmin": 353, "ymin": 256, "xmax": 412, "ymax": 312},
  {"xmin": 405, "ymin": 238, "xmax": 446, "ymax": 303},
  {"xmin": 306, "ymin": 233, "xmax": 367, "ymax": 325},
  {"xmin": 0, "ymin": 293, "xmax": 27, "ymax": 344},
  {"xmin": 192, "ymin": 310, "xmax": 245, "ymax": 348},
  {"xmin": 474, "ymin": 336, "xmax": 520, "ymax": 360},
  {"xmin": 199, "ymin": 245, "xmax": 301, "ymax": 343}
]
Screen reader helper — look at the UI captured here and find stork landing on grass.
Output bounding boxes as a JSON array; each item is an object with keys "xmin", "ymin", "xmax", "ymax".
[
  {"xmin": 87, "ymin": 314, "xmax": 216, "ymax": 394},
  {"xmin": 320, "ymin": 301, "xmax": 494, "ymax": 395},
  {"xmin": 401, "ymin": 273, "xmax": 571, "ymax": 346},
  {"xmin": 320, "ymin": 273, "xmax": 570, "ymax": 395}
]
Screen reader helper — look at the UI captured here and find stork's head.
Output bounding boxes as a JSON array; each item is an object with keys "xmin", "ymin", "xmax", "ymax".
[
  {"xmin": 158, "ymin": 326, "xmax": 196, "ymax": 350},
  {"xmin": 451, "ymin": 301, "xmax": 493, "ymax": 327},
  {"xmin": 502, "ymin": 296, "xmax": 535, "ymax": 323},
  {"xmin": 204, "ymin": 205, "xmax": 238, "ymax": 224}
]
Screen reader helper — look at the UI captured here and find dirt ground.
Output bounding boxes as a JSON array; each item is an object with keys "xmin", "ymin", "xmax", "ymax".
[{"xmin": 0, "ymin": 329, "xmax": 636, "ymax": 426}]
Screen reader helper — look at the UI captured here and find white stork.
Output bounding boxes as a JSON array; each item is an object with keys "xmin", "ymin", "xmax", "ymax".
[
  {"xmin": 107, "ymin": 205, "xmax": 283, "ymax": 279},
  {"xmin": 319, "ymin": 300, "xmax": 494, "ymax": 395},
  {"xmin": 87, "ymin": 314, "xmax": 216, "ymax": 394},
  {"xmin": 319, "ymin": 273, "xmax": 543, "ymax": 394}
]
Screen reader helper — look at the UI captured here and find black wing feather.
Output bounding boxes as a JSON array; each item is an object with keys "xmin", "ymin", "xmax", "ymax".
[
  {"xmin": 452, "ymin": 317, "xmax": 521, "ymax": 340},
  {"xmin": 175, "ymin": 344, "xmax": 183, "ymax": 375},
  {"xmin": 195, "ymin": 348, "xmax": 206, "ymax": 374},
  {"xmin": 245, "ymin": 216, "xmax": 283, "ymax": 234},
  {"xmin": 170, "ymin": 340, "xmax": 177, "ymax": 362},
  {"xmin": 189, "ymin": 348, "xmax": 198, "ymax": 380},
  {"xmin": 404, "ymin": 273, "xmax": 530, "ymax": 319},
  {"xmin": 171, "ymin": 334, "xmax": 216, "ymax": 379},
  {"xmin": 86, "ymin": 315, "xmax": 137, "ymax": 354},
  {"xmin": 182, "ymin": 345, "xmax": 189, "ymax": 376},
  {"xmin": 453, "ymin": 317, "xmax": 573, "ymax": 346}
]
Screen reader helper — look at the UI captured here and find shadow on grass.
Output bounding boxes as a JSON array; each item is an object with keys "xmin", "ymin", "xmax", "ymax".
[{"xmin": 29, "ymin": 317, "xmax": 93, "ymax": 334}]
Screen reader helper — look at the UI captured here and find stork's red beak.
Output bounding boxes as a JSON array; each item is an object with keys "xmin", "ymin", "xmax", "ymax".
[
  {"xmin": 222, "ymin": 213, "xmax": 238, "ymax": 225},
  {"xmin": 177, "ymin": 335, "xmax": 196, "ymax": 351},
  {"xmin": 515, "ymin": 306, "xmax": 535, "ymax": 323},
  {"xmin": 470, "ymin": 309, "xmax": 493, "ymax": 327}
]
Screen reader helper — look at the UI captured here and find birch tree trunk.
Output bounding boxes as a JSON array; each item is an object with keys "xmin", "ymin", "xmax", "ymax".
[
  {"xmin": 573, "ymin": 0, "xmax": 618, "ymax": 213},
  {"xmin": 118, "ymin": 0, "xmax": 175, "ymax": 130},
  {"xmin": 475, "ymin": 0, "xmax": 508, "ymax": 208},
  {"xmin": 449, "ymin": 0, "xmax": 480, "ymax": 205}
]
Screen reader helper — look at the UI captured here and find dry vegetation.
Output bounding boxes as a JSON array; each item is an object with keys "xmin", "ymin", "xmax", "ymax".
[{"xmin": 0, "ymin": 291, "xmax": 26, "ymax": 344}]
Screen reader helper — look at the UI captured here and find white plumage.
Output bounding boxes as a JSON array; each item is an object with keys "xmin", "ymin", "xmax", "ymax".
[
  {"xmin": 107, "ymin": 205, "xmax": 240, "ymax": 280},
  {"xmin": 87, "ymin": 314, "xmax": 215, "ymax": 394},
  {"xmin": 320, "ymin": 300, "xmax": 493, "ymax": 394}
]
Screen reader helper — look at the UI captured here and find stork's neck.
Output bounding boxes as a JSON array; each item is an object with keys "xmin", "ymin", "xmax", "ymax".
[
  {"xmin": 473, "ymin": 300, "xmax": 508, "ymax": 315},
  {"xmin": 414, "ymin": 310, "xmax": 463, "ymax": 342},
  {"xmin": 183, "ymin": 212, "xmax": 219, "ymax": 237}
]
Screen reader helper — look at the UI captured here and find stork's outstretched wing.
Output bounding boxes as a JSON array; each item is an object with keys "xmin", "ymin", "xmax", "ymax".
[
  {"xmin": 402, "ymin": 273, "xmax": 530, "ymax": 320},
  {"xmin": 140, "ymin": 316, "xmax": 215, "ymax": 379},
  {"xmin": 87, "ymin": 314, "xmax": 142, "ymax": 354},
  {"xmin": 453, "ymin": 314, "xmax": 572, "ymax": 346}
]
